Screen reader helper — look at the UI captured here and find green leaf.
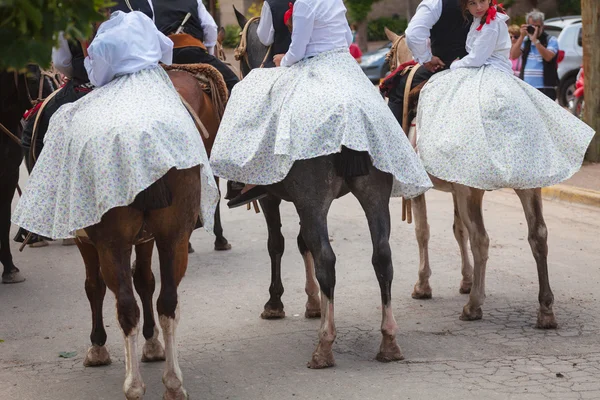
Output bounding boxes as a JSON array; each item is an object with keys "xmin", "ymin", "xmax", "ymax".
[
  {"xmin": 0, "ymin": 339, "xmax": 4, "ymax": 343},
  {"xmin": 58, "ymin": 351, "xmax": 77, "ymax": 358}
]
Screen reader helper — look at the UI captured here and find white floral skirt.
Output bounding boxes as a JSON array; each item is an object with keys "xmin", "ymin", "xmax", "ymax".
[
  {"xmin": 210, "ymin": 49, "xmax": 432, "ymax": 199},
  {"xmin": 12, "ymin": 67, "xmax": 219, "ymax": 239},
  {"xmin": 416, "ymin": 65, "xmax": 595, "ymax": 190}
]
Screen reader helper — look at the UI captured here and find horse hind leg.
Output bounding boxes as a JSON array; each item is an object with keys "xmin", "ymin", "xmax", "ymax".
[
  {"xmin": 454, "ymin": 185, "xmax": 488, "ymax": 322},
  {"xmin": 86, "ymin": 207, "xmax": 146, "ymax": 400},
  {"xmin": 348, "ymin": 168, "xmax": 403, "ymax": 362},
  {"xmin": 411, "ymin": 194, "xmax": 432, "ymax": 299},
  {"xmin": 515, "ymin": 188, "xmax": 557, "ymax": 329},
  {"xmin": 77, "ymin": 238, "xmax": 111, "ymax": 367},
  {"xmin": 259, "ymin": 196, "xmax": 286, "ymax": 319},
  {"xmin": 213, "ymin": 177, "xmax": 232, "ymax": 251},
  {"xmin": 132, "ymin": 239, "xmax": 166, "ymax": 362},
  {"xmin": 298, "ymin": 232, "xmax": 321, "ymax": 318},
  {"xmin": 146, "ymin": 167, "xmax": 200, "ymax": 400},
  {"xmin": 452, "ymin": 193, "xmax": 474, "ymax": 294}
]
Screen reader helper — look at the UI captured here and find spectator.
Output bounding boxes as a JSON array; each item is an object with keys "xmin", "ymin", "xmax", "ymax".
[
  {"xmin": 349, "ymin": 42, "xmax": 362, "ymax": 63},
  {"xmin": 510, "ymin": 9, "xmax": 559, "ymax": 100},
  {"xmin": 350, "ymin": 23, "xmax": 358, "ymax": 44},
  {"xmin": 508, "ymin": 24, "xmax": 522, "ymax": 76}
]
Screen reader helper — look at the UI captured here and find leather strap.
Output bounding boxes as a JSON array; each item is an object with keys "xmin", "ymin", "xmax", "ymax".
[{"xmin": 402, "ymin": 64, "xmax": 421, "ymax": 134}]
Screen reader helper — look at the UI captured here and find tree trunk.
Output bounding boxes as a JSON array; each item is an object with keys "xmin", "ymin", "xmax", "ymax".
[
  {"xmin": 357, "ymin": 20, "xmax": 369, "ymax": 53},
  {"xmin": 582, "ymin": 0, "xmax": 600, "ymax": 161}
]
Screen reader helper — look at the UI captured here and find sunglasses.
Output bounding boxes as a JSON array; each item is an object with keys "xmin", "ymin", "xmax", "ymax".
[{"xmin": 511, "ymin": 35, "xmax": 519, "ymax": 39}]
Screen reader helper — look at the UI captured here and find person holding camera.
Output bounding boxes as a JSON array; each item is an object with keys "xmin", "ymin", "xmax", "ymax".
[{"xmin": 510, "ymin": 9, "xmax": 559, "ymax": 100}]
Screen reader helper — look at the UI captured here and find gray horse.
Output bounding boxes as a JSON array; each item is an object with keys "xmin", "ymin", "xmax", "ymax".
[{"xmin": 233, "ymin": 7, "xmax": 404, "ymax": 368}]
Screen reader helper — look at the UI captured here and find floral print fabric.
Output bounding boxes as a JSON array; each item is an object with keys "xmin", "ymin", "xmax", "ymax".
[
  {"xmin": 416, "ymin": 66, "xmax": 595, "ymax": 190},
  {"xmin": 12, "ymin": 67, "xmax": 219, "ymax": 239},
  {"xmin": 210, "ymin": 49, "xmax": 432, "ymax": 199}
]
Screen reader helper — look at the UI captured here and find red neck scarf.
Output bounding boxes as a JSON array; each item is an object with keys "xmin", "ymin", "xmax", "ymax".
[{"xmin": 476, "ymin": 0, "xmax": 506, "ymax": 31}]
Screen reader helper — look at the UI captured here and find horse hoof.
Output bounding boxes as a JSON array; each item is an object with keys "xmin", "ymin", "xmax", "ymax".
[
  {"xmin": 214, "ymin": 239, "xmax": 232, "ymax": 251},
  {"xmin": 62, "ymin": 238, "xmax": 76, "ymax": 246},
  {"xmin": 459, "ymin": 305, "xmax": 483, "ymax": 321},
  {"xmin": 188, "ymin": 243, "xmax": 195, "ymax": 254},
  {"xmin": 2, "ymin": 270, "xmax": 25, "ymax": 284},
  {"xmin": 411, "ymin": 283, "xmax": 432, "ymax": 300},
  {"xmin": 536, "ymin": 310, "xmax": 558, "ymax": 330},
  {"xmin": 261, "ymin": 308, "xmax": 285, "ymax": 319},
  {"xmin": 83, "ymin": 345, "xmax": 111, "ymax": 367},
  {"xmin": 142, "ymin": 337, "xmax": 166, "ymax": 362},
  {"xmin": 163, "ymin": 389, "xmax": 188, "ymax": 400},
  {"xmin": 307, "ymin": 351, "xmax": 335, "ymax": 369},
  {"xmin": 125, "ymin": 381, "xmax": 146, "ymax": 400},
  {"xmin": 304, "ymin": 309, "xmax": 321, "ymax": 319},
  {"xmin": 459, "ymin": 279, "xmax": 472, "ymax": 294},
  {"xmin": 376, "ymin": 348, "xmax": 404, "ymax": 363}
]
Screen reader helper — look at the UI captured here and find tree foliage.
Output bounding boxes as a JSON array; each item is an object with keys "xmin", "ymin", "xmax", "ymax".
[
  {"xmin": 0, "ymin": 0, "xmax": 112, "ymax": 71},
  {"xmin": 557, "ymin": 0, "xmax": 581, "ymax": 16},
  {"xmin": 345, "ymin": 0, "xmax": 381, "ymax": 23}
]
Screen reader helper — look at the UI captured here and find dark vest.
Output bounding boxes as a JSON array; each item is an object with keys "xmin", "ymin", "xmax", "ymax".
[
  {"xmin": 153, "ymin": 0, "xmax": 205, "ymax": 42},
  {"xmin": 109, "ymin": 0, "xmax": 154, "ymax": 19},
  {"xmin": 519, "ymin": 32, "xmax": 559, "ymax": 87},
  {"xmin": 68, "ymin": 40, "xmax": 89, "ymax": 85},
  {"xmin": 430, "ymin": 0, "xmax": 470, "ymax": 67},
  {"xmin": 264, "ymin": 0, "xmax": 295, "ymax": 67}
]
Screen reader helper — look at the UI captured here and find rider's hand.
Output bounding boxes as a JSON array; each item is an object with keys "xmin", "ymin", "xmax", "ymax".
[
  {"xmin": 273, "ymin": 54, "xmax": 285, "ymax": 67},
  {"xmin": 423, "ymin": 56, "xmax": 445, "ymax": 73}
]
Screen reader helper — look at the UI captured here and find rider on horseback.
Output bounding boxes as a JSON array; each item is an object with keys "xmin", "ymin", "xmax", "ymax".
[
  {"xmin": 150, "ymin": 0, "xmax": 240, "ymax": 93},
  {"xmin": 385, "ymin": 0, "xmax": 471, "ymax": 127}
]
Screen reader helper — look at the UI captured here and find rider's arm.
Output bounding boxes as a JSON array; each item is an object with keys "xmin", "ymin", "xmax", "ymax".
[
  {"xmin": 450, "ymin": 22, "xmax": 498, "ymax": 69},
  {"xmin": 281, "ymin": 0, "xmax": 315, "ymax": 67},
  {"xmin": 405, "ymin": 0, "xmax": 442, "ymax": 64},
  {"xmin": 52, "ymin": 32, "xmax": 74, "ymax": 78},
  {"xmin": 196, "ymin": 0, "xmax": 218, "ymax": 55},
  {"xmin": 257, "ymin": 1, "xmax": 275, "ymax": 46}
]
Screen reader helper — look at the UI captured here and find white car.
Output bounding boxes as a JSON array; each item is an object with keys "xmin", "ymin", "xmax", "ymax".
[{"xmin": 544, "ymin": 16, "xmax": 582, "ymax": 107}]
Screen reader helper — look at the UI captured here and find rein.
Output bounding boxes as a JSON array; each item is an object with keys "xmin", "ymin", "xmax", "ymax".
[{"xmin": 235, "ymin": 17, "xmax": 272, "ymax": 78}]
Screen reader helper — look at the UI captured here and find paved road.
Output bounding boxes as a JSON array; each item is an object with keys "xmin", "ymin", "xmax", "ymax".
[{"xmin": 2, "ymin": 176, "xmax": 600, "ymax": 399}]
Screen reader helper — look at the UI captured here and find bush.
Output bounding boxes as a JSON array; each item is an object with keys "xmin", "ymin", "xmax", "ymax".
[
  {"xmin": 367, "ymin": 17, "xmax": 408, "ymax": 41},
  {"xmin": 223, "ymin": 24, "xmax": 241, "ymax": 48}
]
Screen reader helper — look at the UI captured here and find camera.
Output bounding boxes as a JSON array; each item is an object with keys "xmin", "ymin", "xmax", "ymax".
[{"xmin": 527, "ymin": 25, "xmax": 536, "ymax": 35}]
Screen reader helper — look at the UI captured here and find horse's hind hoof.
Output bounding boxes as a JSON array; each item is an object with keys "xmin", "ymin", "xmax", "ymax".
[
  {"xmin": 376, "ymin": 336, "xmax": 404, "ymax": 363},
  {"xmin": 411, "ymin": 283, "xmax": 432, "ymax": 299},
  {"xmin": 304, "ymin": 308, "xmax": 321, "ymax": 319},
  {"xmin": 261, "ymin": 308, "xmax": 285, "ymax": 319},
  {"xmin": 459, "ymin": 305, "xmax": 483, "ymax": 321},
  {"xmin": 459, "ymin": 279, "xmax": 472, "ymax": 294},
  {"xmin": 2, "ymin": 270, "xmax": 25, "ymax": 284},
  {"xmin": 142, "ymin": 337, "xmax": 166, "ymax": 362},
  {"xmin": 307, "ymin": 351, "xmax": 335, "ymax": 369},
  {"xmin": 536, "ymin": 310, "xmax": 558, "ymax": 330},
  {"xmin": 83, "ymin": 344, "xmax": 111, "ymax": 367},
  {"xmin": 214, "ymin": 238, "xmax": 232, "ymax": 251}
]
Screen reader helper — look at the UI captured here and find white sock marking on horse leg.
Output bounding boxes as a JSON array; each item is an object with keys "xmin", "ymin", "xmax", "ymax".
[
  {"xmin": 160, "ymin": 304, "xmax": 185, "ymax": 396},
  {"xmin": 121, "ymin": 323, "xmax": 145, "ymax": 399},
  {"xmin": 303, "ymin": 252, "xmax": 320, "ymax": 312}
]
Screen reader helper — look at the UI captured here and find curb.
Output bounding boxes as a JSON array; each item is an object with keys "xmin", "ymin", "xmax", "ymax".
[{"xmin": 541, "ymin": 184, "xmax": 600, "ymax": 208}]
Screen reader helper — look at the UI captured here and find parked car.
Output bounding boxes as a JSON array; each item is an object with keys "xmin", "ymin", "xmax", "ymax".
[
  {"xmin": 544, "ymin": 16, "xmax": 583, "ymax": 107},
  {"xmin": 360, "ymin": 42, "xmax": 392, "ymax": 84}
]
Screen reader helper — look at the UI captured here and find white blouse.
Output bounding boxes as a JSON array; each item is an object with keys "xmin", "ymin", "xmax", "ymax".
[
  {"xmin": 405, "ymin": 0, "xmax": 442, "ymax": 64},
  {"xmin": 52, "ymin": 32, "xmax": 75, "ymax": 78},
  {"xmin": 84, "ymin": 11, "xmax": 173, "ymax": 87},
  {"xmin": 450, "ymin": 12, "xmax": 512, "ymax": 74},
  {"xmin": 257, "ymin": 1, "xmax": 275, "ymax": 46},
  {"xmin": 281, "ymin": 0, "xmax": 352, "ymax": 67}
]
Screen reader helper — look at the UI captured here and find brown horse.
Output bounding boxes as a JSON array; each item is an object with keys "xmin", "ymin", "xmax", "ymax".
[
  {"xmin": 71, "ymin": 66, "xmax": 226, "ymax": 400},
  {"xmin": 385, "ymin": 28, "xmax": 557, "ymax": 329}
]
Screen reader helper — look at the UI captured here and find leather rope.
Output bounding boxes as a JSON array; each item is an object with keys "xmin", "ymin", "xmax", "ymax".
[
  {"xmin": 400, "ymin": 64, "xmax": 422, "ymax": 225},
  {"xmin": 235, "ymin": 17, "xmax": 272, "ymax": 77}
]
